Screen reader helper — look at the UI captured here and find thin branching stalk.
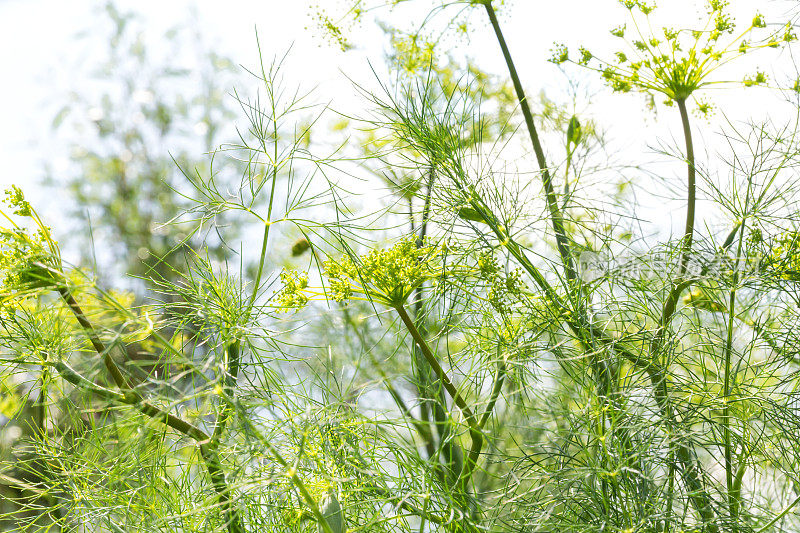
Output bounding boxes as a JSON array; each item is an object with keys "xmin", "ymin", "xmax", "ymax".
[
  {"xmin": 213, "ymin": 38, "xmax": 284, "ymax": 446},
  {"xmin": 755, "ymin": 493, "xmax": 800, "ymax": 533},
  {"xmin": 643, "ymin": 96, "xmax": 721, "ymax": 532}
]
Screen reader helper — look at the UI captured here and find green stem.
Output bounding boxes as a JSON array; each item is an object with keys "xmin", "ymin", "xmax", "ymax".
[
  {"xmin": 213, "ymin": 107, "xmax": 280, "ymax": 444},
  {"xmin": 393, "ymin": 304, "xmax": 483, "ymax": 487},
  {"xmin": 722, "ymin": 220, "xmax": 747, "ymax": 528},
  {"xmin": 247, "ymin": 223, "xmax": 272, "ymax": 313},
  {"xmin": 58, "ymin": 288, "xmax": 244, "ymax": 533},
  {"xmin": 465, "ymin": 189, "xmax": 718, "ymax": 526},
  {"xmin": 676, "ymin": 97, "xmax": 696, "ymax": 278},
  {"xmin": 653, "ymin": 97, "xmax": 697, "ymax": 351},
  {"xmin": 755, "ymin": 493, "xmax": 800, "ymax": 533},
  {"xmin": 342, "ymin": 308, "xmax": 438, "ymax": 464},
  {"xmin": 35, "ymin": 355, "xmax": 47, "ymax": 437},
  {"xmin": 212, "ymin": 339, "xmax": 240, "ymax": 441},
  {"xmin": 665, "ymin": 449, "xmax": 675, "ymax": 533},
  {"xmin": 478, "ymin": 356, "xmax": 506, "ymax": 430},
  {"xmin": 641, "ymin": 98, "xmax": 719, "ymax": 531},
  {"xmin": 453, "ymin": 110, "xmax": 720, "ymax": 528},
  {"xmin": 394, "ymin": 305, "xmax": 477, "ymax": 426},
  {"xmin": 413, "ymin": 166, "xmax": 468, "ymax": 485},
  {"xmin": 482, "ymin": 1, "xmax": 576, "ymax": 283},
  {"xmin": 411, "ymin": 169, "xmax": 452, "ymax": 469},
  {"xmin": 563, "ymin": 146, "xmax": 573, "ymax": 211},
  {"xmin": 649, "ymin": 364, "xmax": 719, "ymax": 533}
]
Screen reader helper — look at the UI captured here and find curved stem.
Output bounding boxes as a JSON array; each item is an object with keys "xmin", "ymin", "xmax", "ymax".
[
  {"xmin": 676, "ymin": 98, "xmax": 697, "ymax": 277},
  {"xmin": 393, "ymin": 304, "xmax": 483, "ymax": 487},
  {"xmin": 755, "ymin": 493, "xmax": 800, "ymax": 533},
  {"xmin": 478, "ymin": 357, "xmax": 507, "ymax": 430},
  {"xmin": 482, "ymin": 1, "xmax": 576, "ymax": 283},
  {"xmin": 654, "ymin": 98, "xmax": 697, "ymax": 350},
  {"xmin": 58, "ymin": 288, "xmax": 244, "ymax": 533},
  {"xmin": 445, "ymin": 38, "xmax": 716, "ymax": 520},
  {"xmin": 412, "ymin": 169, "xmax": 465, "ymax": 481}
]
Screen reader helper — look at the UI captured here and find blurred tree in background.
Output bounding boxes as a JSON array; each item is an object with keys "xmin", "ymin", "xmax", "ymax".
[{"xmin": 47, "ymin": 2, "xmax": 243, "ymax": 291}]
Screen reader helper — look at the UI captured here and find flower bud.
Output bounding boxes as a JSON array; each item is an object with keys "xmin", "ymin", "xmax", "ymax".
[{"xmin": 292, "ymin": 237, "xmax": 311, "ymax": 257}]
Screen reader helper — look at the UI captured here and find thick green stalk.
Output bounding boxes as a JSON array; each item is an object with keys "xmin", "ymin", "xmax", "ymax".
[
  {"xmin": 625, "ymin": 96, "xmax": 716, "ymax": 530},
  {"xmin": 393, "ymin": 305, "xmax": 483, "ymax": 488},
  {"xmin": 653, "ymin": 98, "xmax": 698, "ymax": 352},
  {"xmin": 476, "ymin": 7, "xmax": 640, "ymax": 512},
  {"xmin": 473, "ymin": 195, "xmax": 718, "ymax": 528},
  {"xmin": 482, "ymin": 1, "xmax": 576, "ymax": 283},
  {"xmin": 676, "ymin": 98, "xmax": 696, "ymax": 277},
  {"xmin": 722, "ymin": 219, "xmax": 747, "ymax": 527},
  {"xmin": 58, "ymin": 288, "xmax": 244, "ymax": 533}
]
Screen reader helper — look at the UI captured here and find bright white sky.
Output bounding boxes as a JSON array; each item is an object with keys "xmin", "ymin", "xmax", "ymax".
[{"xmin": 0, "ymin": 0, "xmax": 795, "ymax": 238}]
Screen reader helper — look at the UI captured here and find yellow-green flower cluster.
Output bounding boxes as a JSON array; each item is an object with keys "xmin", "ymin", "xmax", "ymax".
[
  {"xmin": 553, "ymin": 0, "xmax": 791, "ymax": 109},
  {"xmin": 476, "ymin": 250, "xmax": 525, "ymax": 315},
  {"xmin": 0, "ymin": 188, "xmax": 62, "ymax": 300},
  {"xmin": 324, "ymin": 238, "xmax": 440, "ymax": 307},
  {"xmin": 766, "ymin": 231, "xmax": 800, "ymax": 281},
  {"xmin": 743, "ymin": 70, "xmax": 768, "ymax": 88},
  {"xmin": 0, "ymin": 229, "xmax": 61, "ymax": 305},
  {"xmin": 310, "ymin": 7, "xmax": 352, "ymax": 52},
  {"xmin": 276, "ymin": 269, "xmax": 309, "ymax": 312},
  {"xmin": 4, "ymin": 186, "xmax": 31, "ymax": 217},
  {"xmin": 477, "ymin": 249, "xmax": 499, "ymax": 278},
  {"xmin": 388, "ymin": 30, "xmax": 435, "ymax": 75}
]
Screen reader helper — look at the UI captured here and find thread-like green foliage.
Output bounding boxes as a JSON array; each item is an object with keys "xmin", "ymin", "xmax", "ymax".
[{"xmin": 1, "ymin": 2, "xmax": 800, "ymax": 533}]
